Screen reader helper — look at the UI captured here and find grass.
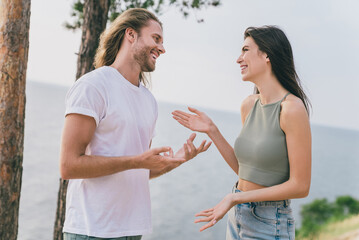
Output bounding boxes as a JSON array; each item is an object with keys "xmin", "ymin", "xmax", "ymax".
[{"xmin": 298, "ymin": 214, "xmax": 359, "ymax": 240}]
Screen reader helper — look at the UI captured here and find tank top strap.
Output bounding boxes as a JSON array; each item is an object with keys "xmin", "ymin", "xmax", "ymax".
[{"xmin": 280, "ymin": 92, "xmax": 291, "ymax": 103}]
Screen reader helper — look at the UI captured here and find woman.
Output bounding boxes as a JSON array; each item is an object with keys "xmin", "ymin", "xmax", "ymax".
[{"xmin": 172, "ymin": 26, "xmax": 311, "ymax": 239}]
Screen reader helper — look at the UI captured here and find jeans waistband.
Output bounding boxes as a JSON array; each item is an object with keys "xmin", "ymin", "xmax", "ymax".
[{"xmin": 232, "ymin": 183, "xmax": 291, "ymax": 207}]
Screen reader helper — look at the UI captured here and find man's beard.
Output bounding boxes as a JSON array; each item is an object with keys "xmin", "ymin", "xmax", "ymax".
[{"xmin": 133, "ymin": 45, "xmax": 155, "ymax": 72}]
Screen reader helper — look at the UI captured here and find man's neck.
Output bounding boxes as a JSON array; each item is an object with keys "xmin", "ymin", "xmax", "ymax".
[{"xmin": 110, "ymin": 51, "xmax": 141, "ymax": 87}]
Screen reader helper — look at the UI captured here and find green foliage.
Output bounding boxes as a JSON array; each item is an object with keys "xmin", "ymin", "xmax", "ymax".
[
  {"xmin": 335, "ymin": 195, "xmax": 359, "ymax": 216},
  {"xmin": 64, "ymin": 0, "xmax": 84, "ymax": 30},
  {"xmin": 297, "ymin": 195, "xmax": 359, "ymax": 239},
  {"xmin": 64, "ymin": 0, "xmax": 221, "ymax": 30},
  {"xmin": 299, "ymin": 198, "xmax": 334, "ymax": 238}
]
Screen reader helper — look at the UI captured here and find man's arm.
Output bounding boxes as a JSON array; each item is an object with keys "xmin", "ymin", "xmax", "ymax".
[
  {"xmin": 60, "ymin": 114, "xmax": 186, "ymax": 179},
  {"xmin": 149, "ymin": 162, "xmax": 180, "ymax": 179}
]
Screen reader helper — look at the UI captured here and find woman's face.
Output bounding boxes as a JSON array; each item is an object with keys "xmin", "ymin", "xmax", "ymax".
[{"xmin": 237, "ymin": 37, "xmax": 269, "ymax": 82}]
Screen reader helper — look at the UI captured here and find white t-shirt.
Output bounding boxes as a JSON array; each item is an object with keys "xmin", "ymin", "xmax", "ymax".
[{"xmin": 63, "ymin": 66, "xmax": 158, "ymax": 238}]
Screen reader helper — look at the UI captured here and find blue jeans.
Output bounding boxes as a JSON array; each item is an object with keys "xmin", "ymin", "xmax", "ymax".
[
  {"xmin": 226, "ymin": 185, "xmax": 295, "ymax": 240},
  {"xmin": 63, "ymin": 233, "xmax": 142, "ymax": 240}
]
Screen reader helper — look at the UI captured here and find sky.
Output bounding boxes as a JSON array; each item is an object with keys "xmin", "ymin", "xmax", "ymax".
[{"xmin": 27, "ymin": 0, "xmax": 359, "ymax": 131}]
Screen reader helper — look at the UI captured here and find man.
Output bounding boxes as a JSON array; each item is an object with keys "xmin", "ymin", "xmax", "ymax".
[{"xmin": 60, "ymin": 8, "xmax": 211, "ymax": 240}]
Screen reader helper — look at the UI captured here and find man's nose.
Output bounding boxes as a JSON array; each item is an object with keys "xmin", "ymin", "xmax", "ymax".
[{"xmin": 158, "ymin": 43, "xmax": 166, "ymax": 54}]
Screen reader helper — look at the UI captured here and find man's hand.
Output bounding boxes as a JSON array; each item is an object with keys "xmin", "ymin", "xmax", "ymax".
[
  {"xmin": 148, "ymin": 134, "xmax": 211, "ymax": 179},
  {"xmin": 140, "ymin": 146, "xmax": 186, "ymax": 173},
  {"xmin": 174, "ymin": 133, "xmax": 212, "ymax": 161}
]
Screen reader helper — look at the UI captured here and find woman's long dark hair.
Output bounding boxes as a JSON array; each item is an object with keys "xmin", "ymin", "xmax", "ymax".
[{"xmin": 244, "ymin": 26, "xmax": 311, "ymax": 114}]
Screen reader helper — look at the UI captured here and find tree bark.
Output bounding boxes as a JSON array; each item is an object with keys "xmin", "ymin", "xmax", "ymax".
[
  {"xmin": 53, "ymin": 179, "xmax": 68, "ymax": 240},
  {"xmin": 53, "ymin": 1, "xmax": 109, "ymax": 239},
  {"xmin": 76, "ymin": 0, "xmax": 110, "ymax": 80},
  {"xmin": 0, "ymin": 0, "xmax": 31, "ymax": 239}
]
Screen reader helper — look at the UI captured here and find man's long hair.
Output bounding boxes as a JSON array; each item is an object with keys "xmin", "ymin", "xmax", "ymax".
[{"xmin": 94, "ymin": 8, "xmax": 162, "ymax": 86}]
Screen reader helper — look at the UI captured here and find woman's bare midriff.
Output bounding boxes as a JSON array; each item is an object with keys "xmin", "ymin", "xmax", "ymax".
[{"xmin": 237, "ymin": 178, "xmax": 267, "ymax": 192}]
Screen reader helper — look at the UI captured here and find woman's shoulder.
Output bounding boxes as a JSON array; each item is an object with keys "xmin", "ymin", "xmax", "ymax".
[
  {"xmin": 240, "ymin": 94, "xmax": 259, "ymax": 123},
  {"xmin": 281, "ymin": 94, "xmax": 307, "ymax": 115},
  {"xmin": 280, "ymin": 94, "xmax": 309, "ymax": 129},
  {"xmin": 241, "ymin": 94, "xmax": 259, "ymax": 111},
  {"xmin": 241, "ymin": 94, "xmax": 259, "ymax": 108}
]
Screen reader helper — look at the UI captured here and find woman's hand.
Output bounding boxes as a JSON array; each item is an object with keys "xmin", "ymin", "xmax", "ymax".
[
  {"xmin": 173, "ymin": 133, "xmax": 212, "ymax": 161},
  {"xmin": 195, "ymin": 193, "xmax": 236, "ymax": 232},
  {"xmin": 172, "ymin": 107, "xmax": 215, "ymax": 134}
]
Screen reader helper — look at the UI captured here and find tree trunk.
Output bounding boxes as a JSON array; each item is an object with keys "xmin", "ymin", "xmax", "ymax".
[
  {"xmin": 0, "ymin": 0, "xmax": 31, "ymax": 239},
  {"xmin": 53, "ymin": 1, "xmax": 109, "ymax": 239},
  {"xmin": 76, "ymin": 0, "xmax": 110, "ymax": 80},
  {"xmin": 53, "ymin": 179, "xmax": 68, "ymax": 240}
]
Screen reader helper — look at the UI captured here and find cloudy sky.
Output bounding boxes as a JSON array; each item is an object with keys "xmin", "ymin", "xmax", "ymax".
[{"xmin": 27, "ymin": 0, "xmax": 359, "ymax": 130}]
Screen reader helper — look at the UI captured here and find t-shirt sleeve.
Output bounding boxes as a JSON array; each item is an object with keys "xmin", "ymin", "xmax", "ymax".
[{"xmin": 65, "ymin": 81, "xmax": 105, "ymax": 126}]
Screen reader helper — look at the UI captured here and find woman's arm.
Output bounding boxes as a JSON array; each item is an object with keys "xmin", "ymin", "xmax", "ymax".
[
  {"xmin": 195, "ymin": 96, "xmax": 312, "ymax": 231},
  {"xmin": 172, "ymin": 107, "xmax": 239, "ymax": 174}
]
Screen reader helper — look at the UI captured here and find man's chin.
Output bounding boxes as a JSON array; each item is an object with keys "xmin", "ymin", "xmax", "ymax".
[{"xmin": 142, "ymin": 65, "xmax": 156, "ymax": 72}]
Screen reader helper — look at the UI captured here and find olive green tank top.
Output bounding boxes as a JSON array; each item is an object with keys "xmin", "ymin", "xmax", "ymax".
[{"xmin": 234, "ymin": 93, "xmax": 291, "ymax": 187}]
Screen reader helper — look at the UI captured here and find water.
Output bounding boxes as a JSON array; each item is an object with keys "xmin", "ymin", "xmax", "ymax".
[{"xmin": 18, "ymin": 81, "xmax": 359, "ymax": 239}]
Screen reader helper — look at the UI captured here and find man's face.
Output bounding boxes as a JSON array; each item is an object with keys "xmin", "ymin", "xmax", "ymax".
[{"xmin": 133, "ymin": 20, "xmax": 165, "ymax": 72}]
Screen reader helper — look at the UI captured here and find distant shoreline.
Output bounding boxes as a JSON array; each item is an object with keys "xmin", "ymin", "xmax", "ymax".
[{"xmin": 25, "ymin": 80, "xmax": 359, "ymax": 133}]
